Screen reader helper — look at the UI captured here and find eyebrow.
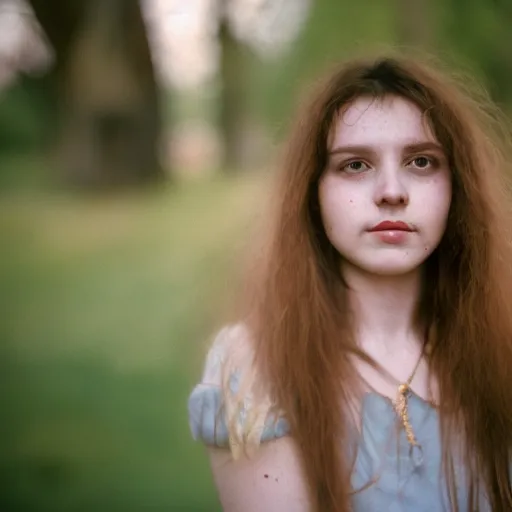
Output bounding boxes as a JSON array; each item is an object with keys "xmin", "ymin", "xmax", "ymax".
[{"xmin": 328, "ymin": 141, "xmax": 445, "ymax": 157}]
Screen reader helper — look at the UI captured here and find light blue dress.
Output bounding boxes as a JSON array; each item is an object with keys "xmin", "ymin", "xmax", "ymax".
[{"xmin": 187, "ymin": 326, "xmax": 489, "ymax": 511}]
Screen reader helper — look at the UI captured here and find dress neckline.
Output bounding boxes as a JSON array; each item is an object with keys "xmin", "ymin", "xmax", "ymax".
[{"xmin": 363, "ymin": 388, "xmax": 438, "ymax": 410}]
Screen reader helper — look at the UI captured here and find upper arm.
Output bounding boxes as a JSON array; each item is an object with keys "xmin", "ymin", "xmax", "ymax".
[
  {"xmin": 188, "ymin": 324, "xmax": 310, "ymax": 510},
  {"xmin": 208, "ymin": 436, "xmax": 311, "ymax": 512}
]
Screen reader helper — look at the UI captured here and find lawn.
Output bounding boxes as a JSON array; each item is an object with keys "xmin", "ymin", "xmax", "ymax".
[{"xmin": 0, "ymin": 170, "xmax": 268, "ymax": 511}]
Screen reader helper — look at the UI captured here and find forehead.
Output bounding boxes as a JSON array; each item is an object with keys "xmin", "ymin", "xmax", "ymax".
[{"xmin": 329, "ymin": 95, "xmax": 436, "ymax": 148}]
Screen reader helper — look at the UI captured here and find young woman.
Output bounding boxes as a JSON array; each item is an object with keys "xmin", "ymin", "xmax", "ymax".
[{"xmin": 187, "ymin": 53, "xmax": 512, "ymax": 511}]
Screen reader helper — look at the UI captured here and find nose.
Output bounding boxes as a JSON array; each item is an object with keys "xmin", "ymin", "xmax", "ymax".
[{"xmin": 372, "ymin": 168, "xmax": 409, "ymax": 207}]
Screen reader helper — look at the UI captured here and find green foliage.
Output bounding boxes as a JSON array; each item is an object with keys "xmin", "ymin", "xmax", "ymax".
[
  {"xmin": 249, "ymin": 0, "xmax": 512, "ymax": 137},
  {"xmin": 0, "ymin": 75, "xmax": 55, "ymax": 155},
  {"xmin": 438, "ymin": 0, "xmax": 509, "ymax": 87}
]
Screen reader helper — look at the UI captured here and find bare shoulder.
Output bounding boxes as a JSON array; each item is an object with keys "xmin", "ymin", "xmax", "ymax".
[{"xmin": 208, "ymin": 436, "xmax": 311, "ymax": 512}]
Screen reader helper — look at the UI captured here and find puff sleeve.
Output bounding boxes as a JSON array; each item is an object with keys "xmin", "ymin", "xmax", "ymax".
[{"xmin": 187, "ymin": 324, "xmax": 290, "ymax": 457}]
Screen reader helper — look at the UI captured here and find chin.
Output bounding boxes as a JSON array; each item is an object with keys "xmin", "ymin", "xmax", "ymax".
[
  {"xmin": 363, "ymin": 265, "xmax": 422, "ymax": 277},
  {"xmin": 344, "ymin": 254, "xmax": 427, "ymax": 277}
]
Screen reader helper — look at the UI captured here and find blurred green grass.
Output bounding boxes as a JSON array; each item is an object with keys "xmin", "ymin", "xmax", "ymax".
[{"xmin": 0, "ymin": 170, "xmax": 267, "ymax": 511}]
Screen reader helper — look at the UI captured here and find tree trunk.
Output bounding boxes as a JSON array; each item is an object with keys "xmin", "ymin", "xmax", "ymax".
[
  {"xmin": 28, "ymin": 0, "xmax": 164, "ymax": 189},
  {"xmin": 218, "ymin": 14, "xmax": 249, "ymax": 173}
]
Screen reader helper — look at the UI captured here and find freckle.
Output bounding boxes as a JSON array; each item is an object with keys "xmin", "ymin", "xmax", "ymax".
[
  {"xmin": 275, "ymin": 478, "xmax": 279, "ymax": 482},
  {"xmin": 349, "ymin": 200, "xmax": 353, "ymax": 203},
  {"xmin": 264, "ymin": 474, "xmax": 269, "ymax": 479}
]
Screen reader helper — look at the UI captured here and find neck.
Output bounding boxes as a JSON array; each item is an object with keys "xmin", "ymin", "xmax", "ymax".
[{"xmin": 342, "ymin": 263, "xmax": 424, "ymax": 353}]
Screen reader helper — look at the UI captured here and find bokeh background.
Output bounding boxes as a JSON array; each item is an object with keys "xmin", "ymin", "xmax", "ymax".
[{"xmin": 0, "ymin": 0, "xmax": 510, "ymax": 510}]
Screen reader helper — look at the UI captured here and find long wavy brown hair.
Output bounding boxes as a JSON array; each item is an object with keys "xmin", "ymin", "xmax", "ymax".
[{"xmin": 234, "ymin": 52, "xmax": 512, "ymax": 511}]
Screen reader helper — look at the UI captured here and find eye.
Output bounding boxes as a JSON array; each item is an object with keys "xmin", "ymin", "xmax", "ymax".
[
  {"xmin": 408, "ymin": 156, "xmax": 433, "ymax": 169},
  {"xmin": 342, "ymin": 160, "xmax": 369, "ymax": 173}
]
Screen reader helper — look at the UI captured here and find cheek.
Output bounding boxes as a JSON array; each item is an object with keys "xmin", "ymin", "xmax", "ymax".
[
  {"xmin": 318, "ymin": 179, "xmax": 360, "ymax": 235},
  {"xmin": 319, "ymin": 173, "xmax": 361, "ymax": 205},
  {"xmin": 433, "ymin": 178, "xmax": 452, "ymax": 216},
  {"xmin": 419, "ymin": 179, "xmax": 452, "ymax": 235}
]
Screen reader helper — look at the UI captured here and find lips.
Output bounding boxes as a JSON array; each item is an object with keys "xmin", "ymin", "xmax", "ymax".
[{"xmin": 368, "ymin": 220, "xmax": 413, "ymax": 232}]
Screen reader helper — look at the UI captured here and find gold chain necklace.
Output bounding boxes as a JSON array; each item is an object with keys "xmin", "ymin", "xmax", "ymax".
[{"xmin": 393, "ymin": 346, "xmax": 426, "ymax": 452}]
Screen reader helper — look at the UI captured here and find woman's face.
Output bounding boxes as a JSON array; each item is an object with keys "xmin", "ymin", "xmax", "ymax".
[{"xmin": 318, "ymin": 94, "xmax": 452, "ymax": 277}]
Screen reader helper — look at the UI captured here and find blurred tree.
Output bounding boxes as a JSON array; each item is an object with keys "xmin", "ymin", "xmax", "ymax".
[
  {"xmin": 255, "ymin": 0, "xmax": 395, "ymax": 135},
  {"xmin": 215, "ymin": 0, "xmax": 312, "ymax": 171},
  {"xmin": 27, "ymin": 0, "xmax": 163, "ymax": 188},
  {"xmin": 218, "ymin": 1, "xmax": 250, "ymax": 173}
]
